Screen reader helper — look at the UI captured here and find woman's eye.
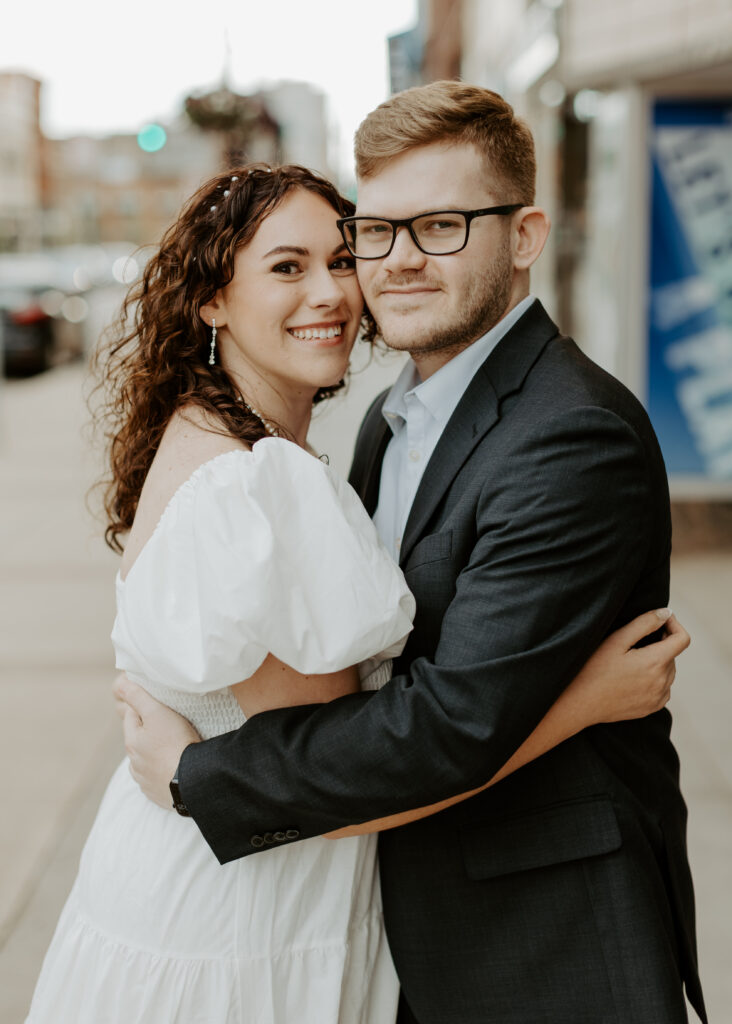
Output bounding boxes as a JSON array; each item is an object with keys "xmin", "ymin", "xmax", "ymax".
[
  {"xmin": 272, "ymin": 261, "xmax": 301, "ymax": 275},
  {"xmin": 331, "ymin": 256, "xmax": 356, "ymax": 271}
]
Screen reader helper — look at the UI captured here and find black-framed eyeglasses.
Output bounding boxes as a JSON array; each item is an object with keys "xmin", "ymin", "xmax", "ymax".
[{"xmin": 336, "ymin": 205, "xmax": 523, "ymax": 259}]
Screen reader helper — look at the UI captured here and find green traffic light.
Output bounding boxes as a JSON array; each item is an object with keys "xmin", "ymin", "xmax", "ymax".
[{"xmin": 137, "ymin": 124, "xmax": 167, "ymax": 152}]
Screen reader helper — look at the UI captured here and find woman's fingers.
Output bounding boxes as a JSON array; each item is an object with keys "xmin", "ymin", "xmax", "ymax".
[
  {"xmin": 613, "ymin": 608, "xmax": 673, "ymax": 652},
  {"xmin": 114, "ymin": 696, "xmax": 128, "ymax": 721},
  {"xmin": 631, "ymin": 616, "xmax": 689, "ymax": 712},
  {"xmin": 658, "ymin": 615, "xmax": 691, "ymax": 657},
  {"xmin": 112, "ymin": 673, "xmax": 160, "ymax": 723}
]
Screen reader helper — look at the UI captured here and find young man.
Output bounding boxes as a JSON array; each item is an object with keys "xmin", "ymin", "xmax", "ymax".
[{"xmin": 120, "ymin": 83, "xmax": 705, "ymax": 1022}]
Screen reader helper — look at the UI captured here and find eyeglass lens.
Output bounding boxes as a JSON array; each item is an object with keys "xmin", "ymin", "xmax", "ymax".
[{"xmin": 345, "ymin": 212, "xmax": 469, "ymax": 257}]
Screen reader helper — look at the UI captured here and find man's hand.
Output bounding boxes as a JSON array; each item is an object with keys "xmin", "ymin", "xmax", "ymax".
[{"xmin": 113, "ymin": 673, "xmax": 201, "ymax": 810}]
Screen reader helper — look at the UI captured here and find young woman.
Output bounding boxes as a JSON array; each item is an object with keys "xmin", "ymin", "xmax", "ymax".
[{"xmin": 26, "ymin": 164, "xmax": 684, "ymax": 1024}]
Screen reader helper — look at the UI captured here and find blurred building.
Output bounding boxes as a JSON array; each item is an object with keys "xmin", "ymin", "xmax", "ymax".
[
  {"xmin": 260, "ymin": 81, "xmax": 330, "ymax": 177},
  {"xmin": 0, "ymin": 75, "xmax": 296, "ymax": 250},
  {"xmin": 44, "ymin": 126, "xmax": 222, "ymax": 247},
  {"xmin": 47, "ymin": 84, "xmax": 282, "ymax": 248},
  {"xmin": 421, "ymin": 0, "xmax": 462, "ymax": 82},
  {"xmin": 393, "ymin": 0, "xmax": 732, "ymax": 528},
  {"xmin": 0, "ymin": 73, "xmax": 44, "ymax": 252}
]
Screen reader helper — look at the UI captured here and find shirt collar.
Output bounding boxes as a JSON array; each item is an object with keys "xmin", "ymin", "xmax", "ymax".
[{"xmin": 381, "ymin": 295, "xmax": 536, "ymax": 434}]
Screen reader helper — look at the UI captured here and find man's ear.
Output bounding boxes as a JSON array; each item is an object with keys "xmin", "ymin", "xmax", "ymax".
[
  {"xmin": 199, "ymin": 295, "xmax": 226, "ymax": 329},
  {"xmin": 511, "ymin": 207, "xmax": 550, "ymax": 271}
]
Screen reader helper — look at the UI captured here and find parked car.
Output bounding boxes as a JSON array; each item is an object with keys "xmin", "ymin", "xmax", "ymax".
[
  {"xmin": 0, "ymin": 244, "xmax": 142, "ymax": 377},
  {"xmin": 0, "ymin": 293, "xmax": 54, "ymax": 376}
]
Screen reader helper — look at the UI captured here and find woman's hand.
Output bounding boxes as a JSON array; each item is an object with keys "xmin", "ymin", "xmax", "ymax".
[
  {"xmin": 566, "ymin": 609, "xmax": 690, "ymax": 725},
  {"xmin": 113, "ymin": 674, "xmax": 201, "ymax": 809}
]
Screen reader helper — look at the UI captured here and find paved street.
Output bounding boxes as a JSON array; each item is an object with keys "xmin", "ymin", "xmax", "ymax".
[{"xmin": 0, "ymin": 362, "xmax": 730, "ymax": 1023}]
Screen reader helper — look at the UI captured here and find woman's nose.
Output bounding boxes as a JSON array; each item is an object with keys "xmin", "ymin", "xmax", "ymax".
[{"xmin": 307, "ymin": 268, "xmax": 347, "ymax": 308}]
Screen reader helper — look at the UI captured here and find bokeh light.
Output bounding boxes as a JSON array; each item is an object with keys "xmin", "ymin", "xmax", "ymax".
[
  {"xmin": 61, "ymin": 295, "xmax": 89, "ymax": 323},
  {"xmin": 38, "ymin": 289, "xmax": 66, "ymax": 317},
  {"xmin": 136, "ymin": 124, "xmax": 167, "ymax": 153},
  {"xmin": 72, "ymin": 266, "xmax": 91, "ymax": 291},
  {"xmin": 112, "ymin": 255, "xmax": 139, "ymax": 284}
]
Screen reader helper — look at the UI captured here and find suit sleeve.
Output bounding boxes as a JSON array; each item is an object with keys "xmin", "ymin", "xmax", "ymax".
[{"xmin": 179, "ymin": 406, "xmax": 654, "ymax": 863}]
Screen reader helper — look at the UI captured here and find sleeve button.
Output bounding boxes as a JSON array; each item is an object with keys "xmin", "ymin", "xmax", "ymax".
[
  {"xmin": 273, "ymin": 831, "xmax": 286, "ymax": 842},
  {"xmin": 250, "ymin": 834, "xmax": 265, "ymax": 848},
  {"xmin": 263, "ymin": 832, "xmax": 275, "ymax": 845},
  {"xmin": 285, "ymin": 829, "xmax": 300, "ymax": 840}
]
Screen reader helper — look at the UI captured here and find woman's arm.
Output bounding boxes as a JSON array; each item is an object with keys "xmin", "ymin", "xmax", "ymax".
[
  {"xmin": 326, "ymin": 610, "xmax": 689, "ymax": 838},
  {"xmin": 229, "ymin": 654, "xmax": 360, "ymax": 719}
]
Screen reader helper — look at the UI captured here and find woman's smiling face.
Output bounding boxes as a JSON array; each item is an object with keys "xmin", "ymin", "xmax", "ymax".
[{"xmin": 208, "ymin": 188, "xmax": 363, "ymax": 401}]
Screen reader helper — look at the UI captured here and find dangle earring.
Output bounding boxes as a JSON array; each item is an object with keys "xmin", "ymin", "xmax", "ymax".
[{"xmin": 208, "ymin": 318, "xmax": 217, "ymax": 366}]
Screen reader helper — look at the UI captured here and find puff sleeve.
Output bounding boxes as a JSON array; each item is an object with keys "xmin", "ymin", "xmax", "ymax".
[{"xmin": 112, "ymin": 438, "xmax": 415, "ymax": 694}]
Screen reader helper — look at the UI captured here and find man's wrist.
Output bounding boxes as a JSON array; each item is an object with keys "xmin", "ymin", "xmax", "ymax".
[{"xmin": 169, "ymin": 765, "xmax": 191, "ymax": 817}]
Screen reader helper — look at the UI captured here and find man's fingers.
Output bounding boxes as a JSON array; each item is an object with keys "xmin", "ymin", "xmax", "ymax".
[{"xmin": 614, "ymin": 609, "xmax": 674, "ymax": 652}]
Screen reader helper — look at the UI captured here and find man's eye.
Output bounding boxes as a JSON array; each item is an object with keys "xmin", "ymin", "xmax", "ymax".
[
  {"xmin": 423, "ymin": 218, "xmax": 461, "ymax": 232},
  {"xmin": 362, "ymin": 223, "xmax": 391, "ymax": 235}
]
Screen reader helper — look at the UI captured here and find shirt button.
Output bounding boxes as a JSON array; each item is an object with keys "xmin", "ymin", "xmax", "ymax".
[
  {"xmin": 408, "ymin": 449, "xmax": 421, "ymax": 462},
  {"xmin": 395, "ymin": 537, "xmax": 401, "ymax": 551}
]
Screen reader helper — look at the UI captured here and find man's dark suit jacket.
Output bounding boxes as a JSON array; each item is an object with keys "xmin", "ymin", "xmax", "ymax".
[{"xmin": 180, "ymin": 301, "xmax": 706, "ymax": 1024}]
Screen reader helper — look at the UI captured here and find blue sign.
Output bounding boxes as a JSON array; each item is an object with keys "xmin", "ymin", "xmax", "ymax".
[{"xmin": 648, "ymin": 100, "xmax": 732, "ymax": 481}]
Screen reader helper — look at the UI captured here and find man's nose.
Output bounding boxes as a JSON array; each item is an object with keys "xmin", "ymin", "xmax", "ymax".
[{"xmin": 382, "ymin": 225, "xmax": 427, "ymax": 272}]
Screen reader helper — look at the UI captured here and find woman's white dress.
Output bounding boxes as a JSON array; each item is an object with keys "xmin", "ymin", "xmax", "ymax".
[{"xmin": 26, "ymin": 438, "xmax": 416, "ymax": 1024}]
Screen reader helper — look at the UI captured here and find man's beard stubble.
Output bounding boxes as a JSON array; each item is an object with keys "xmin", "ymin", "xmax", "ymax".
[{"xmin": 372, "ymin": 240, "xmax": 515, "ymax": 358}]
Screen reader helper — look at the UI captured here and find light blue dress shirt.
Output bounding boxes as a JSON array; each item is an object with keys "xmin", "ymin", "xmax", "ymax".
[{"xmin": 373, "ymin": 296, "xmax": 536, "ymax": 561}]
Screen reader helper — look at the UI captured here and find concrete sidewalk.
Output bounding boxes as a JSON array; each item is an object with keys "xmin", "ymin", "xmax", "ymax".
[{"xmin": 1, "ymin": 364, "xmax": 730, "ymax": 1023}]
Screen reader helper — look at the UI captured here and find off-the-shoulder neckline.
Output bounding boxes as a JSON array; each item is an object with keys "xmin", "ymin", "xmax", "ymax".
[{"xmin": 117, "ymin": 438, "xmax": 323, "ymax": 588}]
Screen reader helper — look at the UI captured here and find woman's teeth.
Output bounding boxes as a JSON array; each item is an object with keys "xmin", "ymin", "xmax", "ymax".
[{"xmin": 289, "ymin": 325, "xmax": 342, "ymax": 340}]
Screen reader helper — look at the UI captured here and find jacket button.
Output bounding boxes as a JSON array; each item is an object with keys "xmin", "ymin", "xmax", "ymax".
[
  {"xmin": 263, "ymin": 832, "xmax": 275, "ymax": 845},
  {"xmin": 273, "ymin": 831, "xmax": 286, "ymax": 842},
  {"xmin": 285, "ymin": 829, "xmax": 300, "ymax": 840},
  {"xmin": 250, "ymin": 834, "xmax": 265, "ymax": 848}
]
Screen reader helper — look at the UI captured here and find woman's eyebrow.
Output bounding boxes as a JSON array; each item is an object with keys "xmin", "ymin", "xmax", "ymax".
[
  {"xmin": 262, "ymin": 243, "xmax": 349, "ymax": 259},
  {"xmin": 263, "ymin": 245, "xmax": 309, "ymax": 258}
]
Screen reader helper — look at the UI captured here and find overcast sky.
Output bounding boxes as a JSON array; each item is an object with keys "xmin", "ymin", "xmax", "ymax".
[{"xmin": 2, "ymin": 0, "xmax": 418, "ymax": 178}]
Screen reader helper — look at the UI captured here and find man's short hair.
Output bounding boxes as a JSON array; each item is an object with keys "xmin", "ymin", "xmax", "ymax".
[{"xmin": 354, "ymin": 80, "xmax": 536, "ymax": 205}]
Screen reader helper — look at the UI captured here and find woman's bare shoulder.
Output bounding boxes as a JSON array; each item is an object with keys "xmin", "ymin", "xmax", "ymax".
[{"xmin": 159, "ymin": 404, "xmax": 248, "ymax": 475}]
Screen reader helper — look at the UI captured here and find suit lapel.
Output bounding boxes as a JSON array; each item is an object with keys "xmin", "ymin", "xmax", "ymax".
[
  {"xmin": 348, "ymin": 392, "xmax": 392, "ymax": 516},
  {"xmin": 399, "ymin": 301, "xmax": 559, "ymax": 567},
  {"xmin": 360, "ymin": 418, "xmax": 391, "ymax": 516}
]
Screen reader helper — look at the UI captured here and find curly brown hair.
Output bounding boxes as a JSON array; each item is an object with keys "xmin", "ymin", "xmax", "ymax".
[{"xmin": 93, "ymin": 163, "xmax": 375, "ymax": 553}]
